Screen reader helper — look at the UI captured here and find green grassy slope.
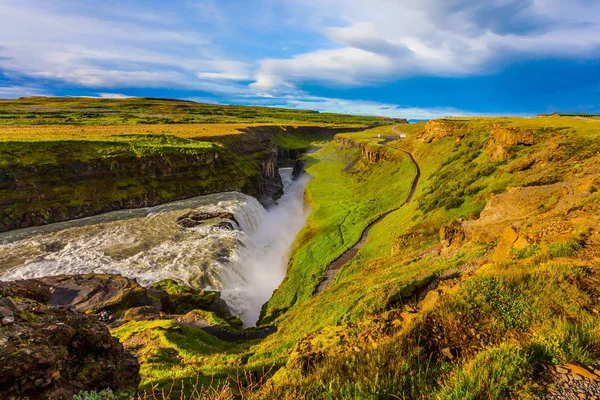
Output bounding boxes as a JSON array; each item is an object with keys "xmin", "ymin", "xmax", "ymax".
[
  {"xmin": 242, "ymin": 116, "xmax": 600, "ymax": 398},
  {"xmin": 125, "ymin": 115, "xmax": 597, "ymax": 398}
]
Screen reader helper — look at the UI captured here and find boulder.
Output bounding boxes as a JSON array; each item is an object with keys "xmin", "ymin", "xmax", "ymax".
[
  {"xmin": 0, "ymin": 281, "xmax": 140, "ymax": 399},
  {"xmin": 38, "ymin": 273, "xmax": 156, "ymax": 315},
  {"xmin": 23, "ymin": 274, "xmax": 231, "ymax": 325},
  {"xmin": 176, "ymin": 210, "xmax": 238, "ymax": 229}
]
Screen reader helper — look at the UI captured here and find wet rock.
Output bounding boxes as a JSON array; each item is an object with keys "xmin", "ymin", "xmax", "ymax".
[
  {"xmin": 176, "ymin": 210, "xmax": 238, "ymax": 228},
  {"xmin": 215, "ymin": 220, "xmax": 236, "ymax": 230},
  {"xmin": 11, "ymin": 274, "xmax": 232, "ymax": 327},
  {"xmin": 37, "ymin": 273, "xmax": 155, "ymax": 314},
  {"xmin": 0, "ymin": 283, "xmax": 140, "ymax": 399},
  {"xmin": 40, "ymin": 241, "xmax": 65, "ymax": 253},
  {"xmin": 122, "ymin": 306, "xmax": 163, "ymax": 322},
  {"xmin": 0, "ymin": 280, "xmax": 52, "ymax": 304},
  {"xmin": 0, "ymin": 297, "xmax": 21, "ymax": 313},
  {"xmin": 1, "ymin": 313, "xmax": 14, "ymax": 325}
]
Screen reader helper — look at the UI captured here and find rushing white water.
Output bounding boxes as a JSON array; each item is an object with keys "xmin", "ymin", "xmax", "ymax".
[
  {"xmin": 220, "ymin": 170, "xmax": 310, "ymax": 325},
  {"xmin": 0, "ymin": 168, "xmax": 309, "ymax": 326}
]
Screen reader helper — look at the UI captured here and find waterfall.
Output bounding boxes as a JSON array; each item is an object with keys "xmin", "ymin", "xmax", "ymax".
[
  {"xmin": 227, "ymin": 197, "xmax": 266, "ymax": 234},
  {"xmin": 220, "ymin": 168, "xmax": 310, "ymax": 326},
  {"xmin": 0, "ymin": 168, "xmax": 309, "ymax": 327}
]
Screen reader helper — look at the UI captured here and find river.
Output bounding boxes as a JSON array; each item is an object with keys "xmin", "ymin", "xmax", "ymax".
[{"xmin": 0, "ymin": 168, "xmax": 309, "ymax": 326}]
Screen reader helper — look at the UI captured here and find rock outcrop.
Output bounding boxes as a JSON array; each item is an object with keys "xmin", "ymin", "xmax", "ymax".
[
  {"xmin": 34, "ymin": 274, "xmax": 232, "ymax": 326},
  {"xmin": 419, "ymin": 120, "xmax": 464, "ymax": 143},
  {"xmin": 486, "ymin": 126, "xmax": 535, "ymax": 160},
  {"xmin": 439, "ymin": 219, "xmax": 468, "ymax": 252},
  {"xmin": 334, "ymin": 136, "xmax": 393, "ymax": 163},
  {"xmin": 0, "ymin": 280, "xmax": 140, "ymax": 399},
  {"xmin": 176, "ymin": 210, "xmax": 238, "ymax": 229}
]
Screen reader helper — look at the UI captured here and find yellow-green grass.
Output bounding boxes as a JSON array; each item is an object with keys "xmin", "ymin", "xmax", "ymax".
[
  {"xmin": 111, "ymin": 320, "xmax": 257, "ymax": 393},
  {"xmin": 0, "ymin": 122, "xmax": 367, "ymax": 142},
  {"xmin": 259, "ymin": 136, "xmax": 415, "ymax": 325},
  {"xmin": 243, "ymin": 117, "xmax": 598, "ymax": 377},
  {"xmin": 239, "ymin": 119, "xmax": 600, "ymax": 399},
  {"xmin": 0, "ymin": 96, "xmax": 400, "ymax": 126}
]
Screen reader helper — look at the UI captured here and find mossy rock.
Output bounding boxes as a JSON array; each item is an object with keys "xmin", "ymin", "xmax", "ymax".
[{"xmin": 149, "ymin": 279, "xmax": 231, "ymax": 318}]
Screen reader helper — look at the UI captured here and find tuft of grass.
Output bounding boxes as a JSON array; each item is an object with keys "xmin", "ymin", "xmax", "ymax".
[
  {"xmin": 530, "ymin": 317, "xmax": 600, "ymax": 365},
  {"xmin": 547, "ymin": 239, "xmax": 583, "ymax": 258},
  {"xmin": 435, "ymin": 342, "xmax": 534, "ymax": 400},
  {"xmin": 510, "ymin": 244, "xmax": 541, "ymax": 259}
]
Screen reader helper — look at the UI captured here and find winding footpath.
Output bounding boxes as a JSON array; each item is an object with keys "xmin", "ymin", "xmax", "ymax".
[{"xmin": 313, "ymin": 126, "xmax": 421, "ymax": 294}]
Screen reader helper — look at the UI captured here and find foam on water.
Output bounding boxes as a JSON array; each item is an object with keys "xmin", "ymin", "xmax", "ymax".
[{"xmin": 0, "ymin": 168, "xmax": 309, "ymax": 326}]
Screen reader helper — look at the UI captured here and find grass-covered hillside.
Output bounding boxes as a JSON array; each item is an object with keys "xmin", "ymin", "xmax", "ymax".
[
  {"xmin": 0, "ymin": 96, "xmax": 403, "ymax": 126},
  {"xmin": 115, "ymin": 116, "xmax": 600, "ymax": 399}
]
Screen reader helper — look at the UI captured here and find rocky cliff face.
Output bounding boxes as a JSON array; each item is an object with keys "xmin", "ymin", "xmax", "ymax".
[
  {"xmin": 334, "ymin": 136, "xmax": 393, "ymax": 163},
  {"xmin": 0, "ymin": 125, "xmax": 370, "ymax": 232},
  {"xmin": 0, "ymin": 279, "xmax": 141, "ymax": 399},
  {"xmin": 486, "ymin": 126, "xmax": 535, "ymax": 160},
  {"xmin": 0, "ymin": 134, "xmax": 283, "ymax": 232},
  {"xmin": 1, "ymin": 149, "xmax": 284, "ymax": 232},
  {"xmin": 419, "ymin": 120, "xmax": 463, "ymax": 143}
]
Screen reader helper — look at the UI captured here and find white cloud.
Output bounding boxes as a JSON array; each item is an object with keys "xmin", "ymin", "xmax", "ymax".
[
  {"xmin": 196, "ymin": 60, "xmax": 253, "ymax": 81},
  {"xmin": 251, "ymin": 0, "xmax": 600, "ymax": 90},
  {"xmin": 252, "ymin": 47, "xmax": 394, "ymax": 91},
  {"xmin": 98, "ymin": 93, "xmax": 134, "ymax": 99},
  {"xmin": 0, "ymin": 0, "xmax": 597, "ymax": 116},
  {"xmin": 0, "ymin": 1, "xmax": 234, "ymax": 89},
  {"xmin": 0, "ymin": 85, "xmax": 48, "ymax": 99},
  {"xmin": 274, "ymin": 95, "xmax": 482, "ymax": 120}
]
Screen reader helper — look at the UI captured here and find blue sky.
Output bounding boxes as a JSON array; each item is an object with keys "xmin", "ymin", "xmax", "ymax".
[{"xmin": 0, "ymin": 0, "xmax": 599, "ymax": 119}]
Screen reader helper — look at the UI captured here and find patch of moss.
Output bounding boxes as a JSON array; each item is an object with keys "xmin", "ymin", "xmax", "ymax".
[{"xmin": 149, "ymin": 279, "xmax": 229, "ymax": 317}]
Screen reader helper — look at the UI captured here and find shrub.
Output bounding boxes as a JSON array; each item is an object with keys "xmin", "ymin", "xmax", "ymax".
[
  {"xmin": 73, "ymin": 389, "xmax": 131, "ymax": 400},
  {"xmin": 547, "ymin": 239, "xmax": 583, "ymax": 258},
  {"xmin": 461, "ymin": 277, "xmax": 532, "ymax": 331},
  {"xmin": 510, "ymin": 245, "xmax": 541, "ymax": 259}
]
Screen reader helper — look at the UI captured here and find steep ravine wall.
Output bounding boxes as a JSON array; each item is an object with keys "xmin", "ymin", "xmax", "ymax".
[
  {"xmin": 334, "ymin": 136, "xmax": 395, "ymax": 163},
  {"xmin": 0, "ymin": 125, "xmax": 356, "ymax": 232},
  {"xmin": 0, "ymin": 149, "xmax": 279, "ymax": 232}
]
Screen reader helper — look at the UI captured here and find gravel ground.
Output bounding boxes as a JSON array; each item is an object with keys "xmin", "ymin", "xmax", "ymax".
[{"xmin": 537, "ymin": 363, "xmax": 600, "ymax": 400}]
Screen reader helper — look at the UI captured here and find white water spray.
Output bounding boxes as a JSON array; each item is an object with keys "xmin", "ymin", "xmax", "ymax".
[{"xmin": 220, "ymin": 169, "xmax": 310, "ymax": 325}]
